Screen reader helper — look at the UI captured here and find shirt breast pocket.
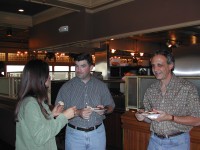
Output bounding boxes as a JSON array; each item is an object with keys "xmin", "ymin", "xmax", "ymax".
[{"xmin": 90, "ymin": 93, "xmax": 102, "ymax": 106}]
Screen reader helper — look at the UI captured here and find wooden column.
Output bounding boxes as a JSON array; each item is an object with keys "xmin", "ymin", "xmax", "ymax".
[
  {"xmin": 190, "ymin": 126, "xmax": 200, "ymax": 149},
  {"xmin": 104, "ymin": 109, "xmax": 124, "ymax": 150},
  {"xmin": 121, "ymin": 111, "xmax": 150, "ymax": 150}
]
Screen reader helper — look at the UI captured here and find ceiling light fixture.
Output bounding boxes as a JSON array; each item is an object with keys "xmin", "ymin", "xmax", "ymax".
[
  {"xmin": 191, "ymin": 35, "xmax": 197, "ymax": 44},
  {"xmin": 166, "ymin": 40, "xmax": 173, "ymax": 48},
  {"xmin": 168, "ymin": 43, "xmax": 172, "ymax": 48},
  {"xmin": 140, "ymin": 52, "xmax": 144, "ymax": 56},
  {"xmin": 18, "ymin": 9, "xmax": 24, "ymax": 12},
  {"xmin": 166, "ymin": 40, "xmax": 181, "ymax": 48},
  {"xmin": 6, "ymin": 28, "xmax": 12, "ymax": 37},
  {"xmin": 111, "ymin": 49, "xmax": 116, "ymax": 53}
]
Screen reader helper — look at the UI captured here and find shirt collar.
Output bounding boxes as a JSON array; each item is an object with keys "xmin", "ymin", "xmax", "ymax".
[
  {"xmin": 74, "ymin": 75, "xmax": 94, "ymax": 85},
  {"xmin": 157, "ymin": 73, "xmax": 176, "ymax": 90}
]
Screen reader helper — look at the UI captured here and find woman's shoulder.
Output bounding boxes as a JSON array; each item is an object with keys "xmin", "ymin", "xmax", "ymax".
[
  {"xmin": 21, "ymin": 96, "xmax": 38, "ymax": 107},
  {"xmin": 18, "ymin": 97, "xmax": 39, "ymax": 119}
]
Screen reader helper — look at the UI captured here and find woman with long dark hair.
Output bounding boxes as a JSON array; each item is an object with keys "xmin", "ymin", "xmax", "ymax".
[{"xmin": 15, "ymin": 59, "xmax": 76, "ymax": 150}]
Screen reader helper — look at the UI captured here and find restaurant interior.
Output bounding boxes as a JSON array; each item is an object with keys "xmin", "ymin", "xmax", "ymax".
[{"xmin": 1, "ymin": 0, "xmax": 200, "ymax": 150}]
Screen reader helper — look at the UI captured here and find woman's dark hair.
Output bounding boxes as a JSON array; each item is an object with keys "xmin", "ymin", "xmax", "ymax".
[
  {"xmin": 74, "ymin": 53, "xmax": 94, "ymax": 66},
  {"xmin": 14, "ymin": 59, "xmax": 50, "ymax": 121}
]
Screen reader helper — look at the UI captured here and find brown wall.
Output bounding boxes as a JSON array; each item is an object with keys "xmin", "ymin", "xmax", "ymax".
[
  {"xmin": 109, "ymin": 39, "xmax": 162, "ymax": 54},
  {"xmin": 29, "ymin": 0, "xmax": 200, "ymax": 49},
  {"xmin": 92, "ymin": 0, "xmax": 200, "ymax": 38},
  {"xmin": 29, "ymin": 11, "xmax": 93, "ymax": 49}
]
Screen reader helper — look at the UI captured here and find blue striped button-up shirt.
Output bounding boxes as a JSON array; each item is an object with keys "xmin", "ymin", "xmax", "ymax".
[{"xmin": 55, "ymin": 76, "xmax": 115, "ymax": 128}]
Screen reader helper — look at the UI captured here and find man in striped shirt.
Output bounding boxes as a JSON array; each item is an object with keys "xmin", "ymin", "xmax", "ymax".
[{"xmin": 55, "ymin": 53, "xmax": 115, "ymax": 150}]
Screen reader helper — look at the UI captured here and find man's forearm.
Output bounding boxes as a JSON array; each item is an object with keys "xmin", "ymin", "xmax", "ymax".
[{"xmin": 171, "ymin": 115, "xmax": 200, "ymax": 126}]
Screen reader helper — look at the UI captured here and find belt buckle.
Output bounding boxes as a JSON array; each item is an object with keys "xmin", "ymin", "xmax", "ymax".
[
  {"xmin": 94, "ymin": 125, "xmax": 98, "ymax": 129},
  {"xmin": 85, "ymin": 123, "xmax": 101, "ymax": 132}
]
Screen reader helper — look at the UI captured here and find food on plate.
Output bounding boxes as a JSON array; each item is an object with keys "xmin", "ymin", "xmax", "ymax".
[
  {"xmin": 58, "ymin": 101, "xmax": 64, "ymax": 106},
  {"xmin": 87, "ymin": 106, "xmax": 107, "ymax": 113},
  {"xmin": 141, "ymin": 111, "xmax": 160, "ymax": 119},
  {"xmin": 147, "ymin": 114, "xmax": 160, "ymax": 119},
  {"xmin": 86, "ymin": 106, "xmax": 93, "ymax": 109}
]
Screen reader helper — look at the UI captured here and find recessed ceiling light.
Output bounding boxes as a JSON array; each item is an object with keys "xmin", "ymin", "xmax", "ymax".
[{"xmin": 18, "ymin": 9, "xmax": 24, "ymax": 12}]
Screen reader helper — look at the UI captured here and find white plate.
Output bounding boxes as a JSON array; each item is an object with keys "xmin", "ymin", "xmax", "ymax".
[
  {"xmin": 92, "ymin": 108, "xmax": 106, "ymax": 113},
  {"xmin": 140, "ymin": 111, "xmax": 160, "ymax": 119},
  {"xmin": 86, "ymin": 106, "xmax": 106, "ymax": 112}
]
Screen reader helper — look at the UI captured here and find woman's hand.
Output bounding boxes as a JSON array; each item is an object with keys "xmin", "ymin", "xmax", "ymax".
[
  {"xmin": 78, "ymin": 108, "xmax": 93, "ymax": 119},
  {"xmin": 63, "ymin": 106, "xmax": 77, "ymax": 119},
  {"xmin": 52, "ymin": 104, "xmax": 64, "ymax": 117}
]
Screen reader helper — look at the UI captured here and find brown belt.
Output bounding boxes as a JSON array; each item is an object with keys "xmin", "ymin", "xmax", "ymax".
[
  {"xmin": 68, "ymin": 123, "xmax": 102, "ymax": 132},
  {"xmin": 154, "ymin": 132, "xmax": 184, "ymax": 139}
]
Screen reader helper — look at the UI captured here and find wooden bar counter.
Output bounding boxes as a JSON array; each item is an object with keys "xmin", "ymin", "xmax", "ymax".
[{"xmin": 121, "ymin": 110, "xmax": 200, "ymax": 150}]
